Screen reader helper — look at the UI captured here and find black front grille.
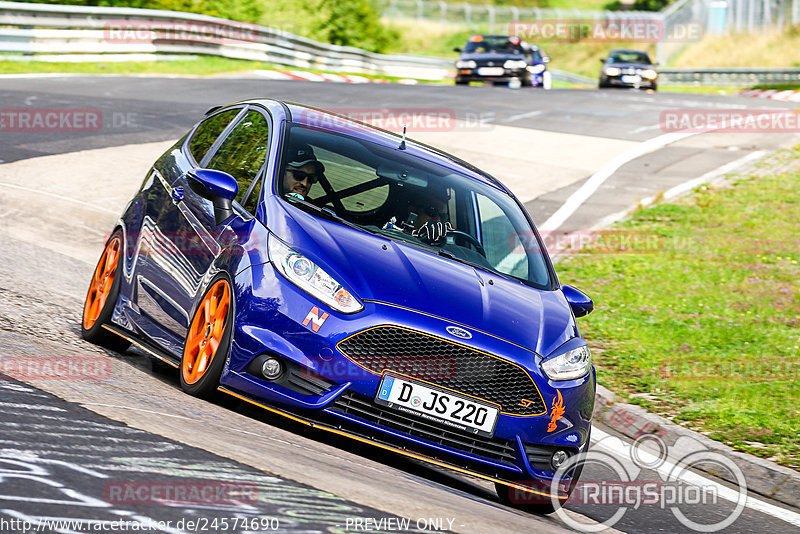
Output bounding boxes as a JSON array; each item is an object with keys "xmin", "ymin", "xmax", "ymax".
[
  {"xmin": 332, "ymin": 391, "xmax": 517, "ymax": 465},
  {"xmin": 337, "ymin": 326, "xmax": 545, "ymax": 415}
]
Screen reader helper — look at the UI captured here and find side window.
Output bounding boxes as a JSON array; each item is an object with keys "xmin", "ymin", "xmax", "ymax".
[
  {"xmin": 188, "ymin": 109, "xmax": 239, "ymax": 164},
  {"xmin": 205, "ymin": 110, "xmax": 270, "ymax": 211},
  {"xmin": 476, "ymin": 193, "xmax": 529, "ymax": 280}
]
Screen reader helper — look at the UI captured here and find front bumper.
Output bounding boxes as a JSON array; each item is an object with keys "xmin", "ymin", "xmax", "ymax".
[
  {"xmin": 456, "ymin": 67, "xmax": 530, "ymax": 84},
  {"xmin": 223, "ymin": 262, "xmax": 595, "ymax": 488},
  {"xmin": 600, "ymin": 74, "xmax": 657, "ymax": 88}
]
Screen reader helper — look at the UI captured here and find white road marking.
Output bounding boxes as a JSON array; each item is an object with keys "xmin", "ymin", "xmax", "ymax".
[
  {"xmin": 645, "ymin": 150, "xmax": 767, "ymax": 204},
  {"xmin": 591, "ymin": 427, "xmax": 800, "ymax": 527},
  {"xmin": 629, "ymin": 123, "xmax": 661, "ymax": 134},
  {"xmin": 503, "ymin": 110, "xmax": 542, "ymax": 123},
  {"xmin": 0, "ymin": 182, "xmax": 119, "ymax": 214},
  {"xmin": 0, "ymin": 73, "xmax": 84, "ymax": 79},
  {"xmin": 588, "ymin": 149, "xmax": 767, "ymax": 231},
  {"xmin": 540, "ymin": 131, "xmax": 695, "ymax": 231}
]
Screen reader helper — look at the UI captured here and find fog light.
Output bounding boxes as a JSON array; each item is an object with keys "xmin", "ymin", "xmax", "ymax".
[
  {"xmin": 551, "ymin": 450, "xmax": 569, "ymax": 469},
  {"xmin": 261, "ymin": 357, "xmax": 283, "ymax": 380}
]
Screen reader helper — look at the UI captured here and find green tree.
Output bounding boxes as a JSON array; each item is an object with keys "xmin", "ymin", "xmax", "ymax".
[
  {"xmin": 323, "ymin": 0, "xmax": 399, "ymax": 53},
  {"xmin": 631, "ymin": 0, "xmax": 671, "ymax": 11}
]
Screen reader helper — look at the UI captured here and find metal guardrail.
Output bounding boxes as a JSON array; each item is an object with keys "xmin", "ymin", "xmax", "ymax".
[
  {"xmin": 549, "ymin": 69, "xmax": 594, "ymax": 86},
  {"xmin": 1, "ymin": 2, "xmax": 796, "ymax": 88},
  {"xmin": 0, "ymin": 1, "xmax": 453, "ymax": 80},
  {"xmin": 659, "ymin": 67, "xmax": 800, "ymax": 86}
]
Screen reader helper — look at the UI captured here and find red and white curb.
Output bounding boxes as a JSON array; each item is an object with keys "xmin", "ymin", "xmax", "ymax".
[
  {"xmin": 252, "ymin": 69, "xmax": 391, "ymax": 84},
  {"xmin": 739, "ymin": 89, "xmax": 800, "ymax": 102}
]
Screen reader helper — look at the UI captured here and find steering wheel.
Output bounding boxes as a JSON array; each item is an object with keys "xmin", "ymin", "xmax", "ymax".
[{"xmin": 449, "ymin": 230, "xmax": 486, "ymax": 257}]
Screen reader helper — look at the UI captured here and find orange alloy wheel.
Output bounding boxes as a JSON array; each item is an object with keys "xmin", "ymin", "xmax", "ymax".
[
  {"xmin": 83, "ymin": 237, "xmax": 121, "ymax": 330},
  {"xmin": 182, "ymin": 280, "xmax": 231, "ymax": 385}
]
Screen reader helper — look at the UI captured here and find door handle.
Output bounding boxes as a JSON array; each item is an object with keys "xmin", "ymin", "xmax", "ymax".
[{"xmin": 171, "ymin": 187, "xmax": 184, "ymax": 202}]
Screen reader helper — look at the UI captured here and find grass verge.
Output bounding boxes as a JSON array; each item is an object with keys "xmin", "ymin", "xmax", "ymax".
[
  {"xmin": 555, "ymin": 146, "xmax": 800, "ymax": 469},
  {"xmin": 0, "ymin": 56, "xmax": 440, "ymax": 83},
  {"xmin": 0, "ymin": 56, "xmax": 276, "ymax": 76},
  {"xmin": 671, "ymin": 27, "xmax": 800, "ymax": 69}
]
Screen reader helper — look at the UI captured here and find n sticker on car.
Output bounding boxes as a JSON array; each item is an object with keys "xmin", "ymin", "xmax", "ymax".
[{"xmin": 302, "ymin": 306, "xmax": 329, "ymax": 332}]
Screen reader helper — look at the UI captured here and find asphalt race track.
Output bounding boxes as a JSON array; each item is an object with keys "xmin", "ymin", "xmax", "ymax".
[{"xmin": 1, "ymin": 75, "xmax": 799, "ymax": 534}]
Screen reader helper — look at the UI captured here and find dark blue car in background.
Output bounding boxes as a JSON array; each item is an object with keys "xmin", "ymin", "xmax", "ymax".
[
  {"xmin": 454, "ymin": 35, "xmax": 551, "ymax": 88},
  {"xmin": 82, "ymin": 100, "xmax": 594, "ymax": 513}
]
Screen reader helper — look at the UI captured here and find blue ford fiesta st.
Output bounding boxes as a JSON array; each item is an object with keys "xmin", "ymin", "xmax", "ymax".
[{"xmin": 81, "ymin": 99, "xmax": 595, "ymax": 512}]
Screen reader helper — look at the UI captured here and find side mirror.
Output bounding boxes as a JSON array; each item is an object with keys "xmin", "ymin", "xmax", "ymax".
[
  {"xmin": 453, "ymin": 47, "xmax": 462, "ymax": 53},
  {"xmin": 543, "ymin": 56, "xmax": 551, "ymax": 63},
  {"xmin": 599, "ymin": 58, "xmax": 606, "ymax": 63},
  {"xmin": 562, "ymin": 285, "xmax": 593, "ymax": 318},
  {"xmin": 187, "ymin": 168, "xmax": 238, "ymax": 225}
]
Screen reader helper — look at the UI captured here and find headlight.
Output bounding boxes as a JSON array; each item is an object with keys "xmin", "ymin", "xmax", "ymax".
[
  {"xmin": 528, "ymin": 64, "xmax": 546, "ymax": 74},
  {"xmin": 604, "ymin": 67, "xmax": 621, "ymax": 76},
  {"xmin": 504, "ymin": 59, "xmax": 528, "ymax": 69},
  {"xmin": 541, "ymin": 345, "xmax": 592, "ymax": 381},
  {"xmin": 641, "ymin": 69, "xmax": 658, "ymax": 80},
  {"xmin": 456, "ymin": 60, "xmax": 476, "ymax": 69},
  {"xmin": 268, "ymin": 234, "xmax": 363, "ymax": 314}
]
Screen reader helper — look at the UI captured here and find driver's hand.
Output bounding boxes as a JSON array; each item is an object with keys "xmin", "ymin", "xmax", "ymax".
[{"xmin": 412, "ymin": 221, "xmax": 454, "ymax": 245}]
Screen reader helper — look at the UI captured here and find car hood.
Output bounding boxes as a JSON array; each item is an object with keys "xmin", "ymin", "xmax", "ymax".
[
  {"xmin": 459, "ymin": 52, "xmax": 527, "ymax": 63},
  {"xmin": 267, "ymin": 198, "xmax": 577, "ymax": 357}
]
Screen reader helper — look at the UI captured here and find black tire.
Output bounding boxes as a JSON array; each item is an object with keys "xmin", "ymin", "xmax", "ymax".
[
  {"xmin": 455, "ymin": 79, "xmax": 469, "ymax": 85},
  {"xmin": 179, "ymin": 275, "xmax": 234, "ymax": 398},
  {"xmin": 81, "ymin": 230, "xmax": 131, "ymax": 352}
]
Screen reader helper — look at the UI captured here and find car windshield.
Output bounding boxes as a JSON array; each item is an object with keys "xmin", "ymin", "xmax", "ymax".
[
  {"xmin": 608, "ymin": 51, "xmax": 651, "ymax": 64},
  {"xmin": 278, "ymin": 124, "xmax": 552, "ymax": 289},
  {"xmin": 464, "ymin": 36, "xmax": 524, "ymax": 54}
]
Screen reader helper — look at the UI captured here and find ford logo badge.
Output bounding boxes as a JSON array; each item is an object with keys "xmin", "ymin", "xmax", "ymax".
[{"xmin": 446, "ymin": 326, "xmax": 472, "ymax": 340}]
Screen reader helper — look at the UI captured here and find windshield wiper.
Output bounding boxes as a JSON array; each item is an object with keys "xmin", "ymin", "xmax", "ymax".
[
  {"xmin": 285, "ymin": 196, "xmax": 368, "ymax": 234},
  {"xmin": 436, "ymin": 248, "xmax": 498, "ymax": 277}
]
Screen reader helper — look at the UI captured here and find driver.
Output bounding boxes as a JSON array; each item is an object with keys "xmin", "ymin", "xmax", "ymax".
[
  {"xmin": 283, "ymin": 143, "xmax": 324, "ymax": 199},
  {"xmin": 406, "ymin": 189, "xmax": 454, "ymax": 246}
]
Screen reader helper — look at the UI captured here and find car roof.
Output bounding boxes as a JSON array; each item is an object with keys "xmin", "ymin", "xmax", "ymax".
[
  {"xmin": 240, "ymin": 99, "xmax": 509, "ymax": 194},
  {"xmin": 608, "ymin": 48, "xmax": 649, "ymax": 55}
]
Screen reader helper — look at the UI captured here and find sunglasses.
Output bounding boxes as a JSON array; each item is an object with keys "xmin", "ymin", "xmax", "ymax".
[{"xmin": 287, "ymin": 168, "xmax": 320, "ymax": 184}]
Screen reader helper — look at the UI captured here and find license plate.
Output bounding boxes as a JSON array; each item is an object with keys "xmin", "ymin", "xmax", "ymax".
[
  {"xmin": 477, "ymin": 67, "xmax": 504, "ymax": 76},
  {"xmin": 375, "ymin": 374, "xmax": 499, "ymax": 437},
  {"xmin": 621, "ymin": 75, "xmax": 641, "ymax": 83}
]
